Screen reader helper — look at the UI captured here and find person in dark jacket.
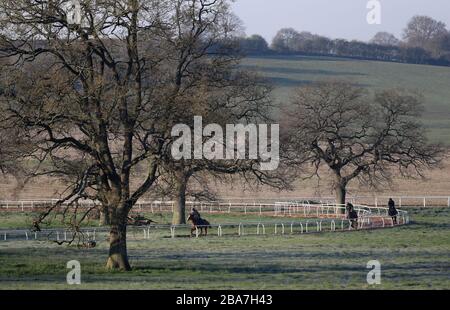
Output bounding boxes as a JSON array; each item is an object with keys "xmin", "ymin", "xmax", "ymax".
[
  {"xmin": 388, "ymin": 198, "xmax": 398, "ymax": 225},
  {"xmin": 346, "ymin": 203, "xmax": 358, "ymax": 229},
  {"xmin": 190, "ymin": 207, "xmax": 201, "ymax": 221}
]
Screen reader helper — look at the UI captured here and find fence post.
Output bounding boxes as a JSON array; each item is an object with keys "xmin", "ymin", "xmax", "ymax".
[
  {"xmin": 448, "ymin": 197, "xmax": 450, "ymax": 208},
  {"xmin": 3, "ymin": 233, "xmax": 6, "ymax": 241},
  {"xmin": 423, "ymin": 198, "xmax": 426, "ymax": 208},
  {"xmin": 238, "ymin": 224, "xmax": 244, "ymax": 236}
]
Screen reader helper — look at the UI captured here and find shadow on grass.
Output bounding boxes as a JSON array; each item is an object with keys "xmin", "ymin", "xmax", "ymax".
[
  {"xmin": 246, "ymin": 55, "xmax": 355, "ymax": 62},
  {"xmin": 242, "ymin": 65, "xmax": 367, "ymax": 77}
]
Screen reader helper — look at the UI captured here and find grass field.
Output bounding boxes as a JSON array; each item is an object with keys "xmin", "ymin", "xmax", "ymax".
[
  {"xmin": 0, "ymin": 211, "xmax": 319, "ymax": 230},
  {"xmin": 0, "ymin": 207, "xmax": 448, "ymax": 289},
  {"xmin": 0, "ymin": 56, "xmax": 449, "ymax": 290},
  {"xmin": 242, "ymin": 55, "xmax": 450, "ymax": 144}
]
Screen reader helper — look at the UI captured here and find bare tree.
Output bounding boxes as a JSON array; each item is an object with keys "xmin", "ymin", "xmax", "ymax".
[
  {"xmin": 282, "ymin": 81, "xmax": 443, "ymax": 207},
  {"xmin": 403, "ymin": 15, "xmax": 448, "ymax": 56},
  {"xmin": 0, "ymin": 0, "xmax": 244, "ymax": 270},
  {"xmin": 271, "ymin": 28, "xmax": 301, "ymax": 52},
  {"xmin": 370, "ymin": 32, "xmax": 400, "ymax": 46},
  {"xmin": 156, "ymin": 69, "xmax": 282, "ymax": 225}
]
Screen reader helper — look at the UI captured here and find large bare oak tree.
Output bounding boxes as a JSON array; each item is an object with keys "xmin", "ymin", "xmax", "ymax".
[
  {"xmin": 282, "ymin": 81, "xmax": 443, "ymax": 206},
  {"xmin": 0, "ymin": 0, "xmax": 247, "ymax": 270}
]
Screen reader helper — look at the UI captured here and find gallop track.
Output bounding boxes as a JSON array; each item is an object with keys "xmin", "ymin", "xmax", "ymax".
[{"xmin": 0, "ymin": 200, "xmax": 409, "ymax": 242}]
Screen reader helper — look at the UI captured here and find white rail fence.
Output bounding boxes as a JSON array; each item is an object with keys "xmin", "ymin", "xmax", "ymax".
[
  {"xmin": 0, "ymin": 196, "xmax": 448, "ymax": 213},
  {"xmin": 0, "ymin": 203, "xmax": 409, "ymax": 241}
]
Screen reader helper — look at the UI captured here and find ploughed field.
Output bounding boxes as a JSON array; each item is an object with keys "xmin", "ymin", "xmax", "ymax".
[{"xmin": 0, "ymin": 207, "xmax": 448, "ymax": 289}]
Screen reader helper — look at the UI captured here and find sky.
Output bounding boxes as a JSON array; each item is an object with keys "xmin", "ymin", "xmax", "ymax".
[{"xmin": 231, "ymin": 0, "xmax": 450, "ymax": 43}]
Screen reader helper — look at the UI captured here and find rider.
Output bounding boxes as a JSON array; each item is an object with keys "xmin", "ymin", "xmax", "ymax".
[
  {"xmin": 346, "ymin": 203, "xmax": 358, "ymax": 229},
  {"xmin": 191, "ymin": 207, "xmax": 201, "ymax": 220},
  {"xmin": 388, "ymin": 198, "xmax": 398, "ymax": 225}
]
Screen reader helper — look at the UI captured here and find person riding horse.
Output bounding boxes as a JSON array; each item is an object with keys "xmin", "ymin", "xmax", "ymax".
[
  {"xmin": 346, "ymin": 203, "xmax": 358, "ymax": 229},
  {"xmin": 187, "ymin": 208, "xmax": 211, "ymax": 237},
  {"xmin": 388, "ymin": 198, "xmax": 398, "ymax": 225},
  {"xmin": 190, "ymin": 207, "xmax": 201, "ymax": 221}
]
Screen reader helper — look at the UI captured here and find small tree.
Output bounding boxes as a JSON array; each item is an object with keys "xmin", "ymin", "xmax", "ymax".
[
  {"xmin": 239, "ymin": 34, "xmax": 269, "ymax": 55},
  {"xmin": 370, "ymin": 32, "xmax": 400, "ymax": 46},
  {"xmin": 271, "ymin": 28, "xmax": 301, "ymax": 52},
  {"xmin": 282, "ymin": 81, "xmax": 443, "ymax": 206}
]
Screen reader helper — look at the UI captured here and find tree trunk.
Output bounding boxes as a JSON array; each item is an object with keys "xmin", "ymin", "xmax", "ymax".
[
  {"xmin": 172, "ymin": 175, "xmax": 188, "ymax": 225},
  {"xmin": 99, "ymin": 206, "xmax": 110, "ymax": 226},
  {"xmin": 106, "ymin": 219, "xmax": 131, "ymax": 271},
  {"xmin": 334, "ymin": 174, "xmax": 347, "ymax": 214}
]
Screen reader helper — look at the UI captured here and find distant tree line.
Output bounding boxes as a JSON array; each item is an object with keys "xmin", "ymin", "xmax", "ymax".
[{"xmin": 237, "ymin": 15, "xmax": 450, "ymax": 66}]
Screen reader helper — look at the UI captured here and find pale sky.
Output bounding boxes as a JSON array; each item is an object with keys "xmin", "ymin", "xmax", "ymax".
[{"xmin": 232, "ymin": 0, "xmax": 450, "ymax": 43}]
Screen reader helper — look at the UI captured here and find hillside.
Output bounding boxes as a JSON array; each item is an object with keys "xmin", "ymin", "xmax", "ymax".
[{"xmin": 242, "ymin": 55, "xmax": 450, "ymax": 144}]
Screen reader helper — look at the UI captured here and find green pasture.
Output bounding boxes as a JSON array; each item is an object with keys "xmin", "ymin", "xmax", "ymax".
[
  {"xmin": 0, "ymin": 207, "xmax": 448, "ymax": 289},
  {"xmin": 242, "ymin": 55, "xmax": 450, "ymax": 144}
]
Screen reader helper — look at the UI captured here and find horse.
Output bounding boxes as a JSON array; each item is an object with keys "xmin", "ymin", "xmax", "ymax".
[{"xmin": 187, "ymin": 214, "xmax": 211, "ymax": 237}]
